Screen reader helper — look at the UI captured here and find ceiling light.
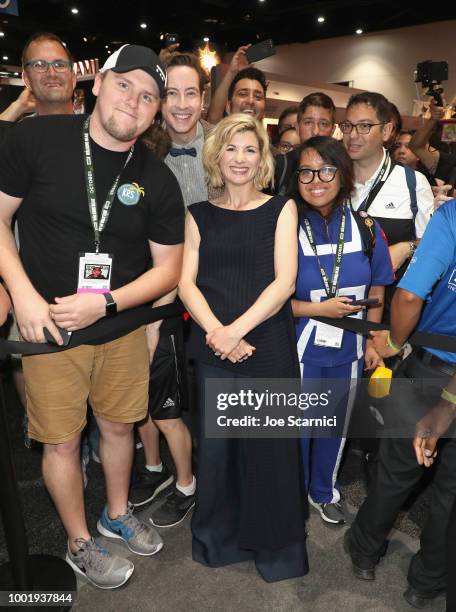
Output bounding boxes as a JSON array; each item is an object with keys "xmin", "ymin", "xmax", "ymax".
[
  {"xmin": 203, "ymin": 36, "xmax": 209, "ymax": 42},
  {"xmin": 105, "ymin": 45, "xmax": 109, "ymax": 49},
  {"xmin": 14, "ymin": 71, "xmax": 19, "ymax": 76},
  {"xmin": 317, "ymin": 16, "xmax": 325, "ymax": 23},
  {"xmin": 107, "ymin": 50, "xmax": 111, "ymax": 54},
  {"xmin": 71, "ymin": 7, "xmax": 79, "ymax": 14},
  {"xmin": 356, "ymin": 28, "xmax": 363, "ymax": 35},
  {"xmin": 83, "ymin": 36, "xmax": 88, "ymax": 42},
  {"xmin": 140, "ymin": 23, "xmax": 147, "ymax": 29},
  {"xmin": 0, "ymin": 31, "xmax": 4, "ymax": 37},
  {"xmin": 2, "ymin": 55, "xmax": 8, "ymax": 60}
]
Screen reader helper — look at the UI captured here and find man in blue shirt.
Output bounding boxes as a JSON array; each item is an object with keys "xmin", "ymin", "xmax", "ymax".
[{"xmin": 344, "ymin": 200, "xmax": 456, "ymax": 609}]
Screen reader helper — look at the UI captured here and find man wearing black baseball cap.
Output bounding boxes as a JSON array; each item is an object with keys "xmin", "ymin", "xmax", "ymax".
[
  {"xmin": 100, "ymin": 43, "xmax": 167, "ymax": 98},
  {"xmin": 0, "ymin": 44, "xmax": 185, "ymax": 589}
]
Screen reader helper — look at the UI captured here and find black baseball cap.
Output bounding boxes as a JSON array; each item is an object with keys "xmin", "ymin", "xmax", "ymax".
[{"xmin": 100, "ymin": 44, "xmax": 167, "ymax": 97}]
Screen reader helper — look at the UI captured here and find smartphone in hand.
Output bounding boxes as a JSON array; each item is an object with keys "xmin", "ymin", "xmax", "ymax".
[
  {"xmin": 245, "ymin": 39, "xmax": 275, "ymax": 63},
  {"xmin": 43, "ymin": 325, "xmax": 72, "ymax": 346},
  {"xmin": 350, "ymin": 298, "xmax": 380, "ymax": 307}
]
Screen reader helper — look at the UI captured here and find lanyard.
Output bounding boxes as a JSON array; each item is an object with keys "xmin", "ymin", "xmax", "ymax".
[
  {"xmin": 302, "ymin": 204, "xmax": 346, "ymax": 299},
  {"xmin": 358, "ymin": 151, "xmax": 393, "ymax": 212},
  {"xmin": 82, "ymin": 117, "xmax": 134, "ymax": 252}
]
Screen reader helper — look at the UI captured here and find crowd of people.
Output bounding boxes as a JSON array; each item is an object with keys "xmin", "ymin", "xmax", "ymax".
[{"xmin": 0, "ymin": 32, "xmax": 455, "ymax": 610}]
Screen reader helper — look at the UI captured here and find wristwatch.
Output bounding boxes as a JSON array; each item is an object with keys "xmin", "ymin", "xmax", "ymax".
[{"xmin": 103, "ymin": 292, "xmax": 117, "ymax": 317}]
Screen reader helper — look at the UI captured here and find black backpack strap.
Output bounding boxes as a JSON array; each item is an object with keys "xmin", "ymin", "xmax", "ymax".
[
  {"xmin": 351, "ymin": 206, "xmax": 376, "ymax": 263},
  {"xmin": 277, "ymin": 153, "xmax": 289, "ymax": 195}
]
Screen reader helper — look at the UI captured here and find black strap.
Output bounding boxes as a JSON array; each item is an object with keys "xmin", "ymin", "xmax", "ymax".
[
  {"xmin": 302, "ymin": 205, "xmax": 346, "ymax": 298},
  {"xmin": 359, "ymin": 153, "xmax": 394, "ymax": 213},
  {"xmin": 351, "ymin": 209, "xmax": 376, "ymax": 262},
  {"xmin": 0, "ymin": 302, "xmax": 185, "ymax": 358},
  {"xmin": 4, "ymin": 303, "xmax": 455, "ymax": 357},
  {"xmin": 82, "ymin": 117, "xmax": 134, "ymax": 252},
  {"xmin": 313, "ymin": 315, "xmax": 456, "ymax": 353}
]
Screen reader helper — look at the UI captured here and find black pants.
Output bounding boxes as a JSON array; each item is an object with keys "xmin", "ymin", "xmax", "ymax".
[
  {"xmin": 350, "ymin": 351, "xmax": 456, "ymax": 595},
  {"xmin": 447, "ymin": 496, "xmax": 456, "ymax": 611}
]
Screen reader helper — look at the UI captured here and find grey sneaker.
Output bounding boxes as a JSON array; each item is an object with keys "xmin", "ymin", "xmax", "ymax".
[
  {"xmin": 310, "ymin": 499, "xmax": 346, "ymax": 524},
  {"xmin": 65, "ymin": 537, "xmax": 134, "ymax": 589},
  {"xmin": 97, "ymin": 504, "xmax": 164, "ymax": 556}
]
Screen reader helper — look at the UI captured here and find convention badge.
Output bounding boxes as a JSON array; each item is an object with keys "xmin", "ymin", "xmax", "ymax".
[
  {"xmin": 314, "ymin": 321, "xmax": 344, "ymax": 349},
  {"xmin": 77, "ymin": 252, "xmax": 113, "ymax": 293}
]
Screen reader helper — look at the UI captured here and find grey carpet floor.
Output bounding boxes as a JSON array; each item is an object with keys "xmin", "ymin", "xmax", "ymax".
[
  {"xmin": 0, "ymin": 373, "xmax": 442, "ymax": 612},
  {"xmin": 71, "ymin": 501, "xmax": 445, "ymax": 612}
]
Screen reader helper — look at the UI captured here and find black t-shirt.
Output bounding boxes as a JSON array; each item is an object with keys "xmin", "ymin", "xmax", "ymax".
[
  {"xmin": 0, "ymin": 114, "xmax": 185, "ymax": 343},
  {"xmin": 0, "ymin": 120, "xmax": 13, "ymax": 145}
]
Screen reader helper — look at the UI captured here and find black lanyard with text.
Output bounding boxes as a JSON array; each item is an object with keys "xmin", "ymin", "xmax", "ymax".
[
  {"xmin": 303, "ymin": 205, "xmax": 346, "ymax": 299},
  {"xmin": 358, "ymin": 152, "xmax": 393, "ymax": 212},
  {"xmin": 82, "ymin": 117, "xmax": 134, "ymax": 253}
]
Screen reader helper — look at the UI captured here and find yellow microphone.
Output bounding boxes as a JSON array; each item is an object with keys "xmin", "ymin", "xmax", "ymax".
[{"xmin": 368, "ymin": 366, "xmax": 393, "ymax": 399}]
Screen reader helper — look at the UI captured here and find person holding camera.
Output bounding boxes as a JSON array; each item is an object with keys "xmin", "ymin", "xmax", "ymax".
[{"xmin": 409, "ymin": 97, "xmax": 456, "ymax": 186}]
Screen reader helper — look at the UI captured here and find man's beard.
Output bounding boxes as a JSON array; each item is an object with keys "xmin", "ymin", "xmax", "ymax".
[{"xmin": 103, "ymin": 115, "xmax": 138, "ymax": 142}]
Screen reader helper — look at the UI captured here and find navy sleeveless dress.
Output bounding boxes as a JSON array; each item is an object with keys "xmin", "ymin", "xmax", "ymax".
[{"xmin": 187, "ymin": 195, "xmax": 309, "ymax": 582}]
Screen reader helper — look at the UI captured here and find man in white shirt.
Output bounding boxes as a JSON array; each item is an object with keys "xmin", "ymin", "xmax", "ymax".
[{"xmin": 341, "ymin": 92, "xmax": 434, "ymax": 283}]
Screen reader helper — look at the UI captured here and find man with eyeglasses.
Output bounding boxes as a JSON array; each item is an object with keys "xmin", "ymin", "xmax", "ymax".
[
  {"xmin": 342, "ymin": 92, "xmax": 434, "ymax": 296},
  {"xmin": 273, "ymin": 92, "xmax": 336, "ymax": 196},
  {"xmin": 343, "ymin": 93, "xmax": 434, "ymax": 481},
  {"xmin": 0, "ymin": 32, "xmax": 76, "ymax": 124},
  {"xmin": 0, "ymin": 33, "xmax": 78, "ymax": 454}
]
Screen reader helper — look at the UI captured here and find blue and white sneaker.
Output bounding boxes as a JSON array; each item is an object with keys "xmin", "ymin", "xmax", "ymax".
[{"xmin": 97, "ymin": 504, "xmax": 163, "ymax": 556}]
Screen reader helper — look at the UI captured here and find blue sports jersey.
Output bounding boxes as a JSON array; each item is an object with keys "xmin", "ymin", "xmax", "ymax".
[
  {"xmin": 398, "ymin": 199, "xmax": 456, "ymax": 364},
  {"xmin": 295, "ymin": 205, "xmax": 394, "ymax": 367}
]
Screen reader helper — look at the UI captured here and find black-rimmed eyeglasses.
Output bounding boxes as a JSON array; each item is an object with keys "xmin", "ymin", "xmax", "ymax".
[
  {"xmin": 339, "ymin": 121, "xmax": 385, "ymax": 135},
  {"xmin": 298, "ymin": 166, "xmax": 338, "ymax": 184},
  {"xmin": 24, "ymin": 59, "xmax": 73, "ymax": 73}
]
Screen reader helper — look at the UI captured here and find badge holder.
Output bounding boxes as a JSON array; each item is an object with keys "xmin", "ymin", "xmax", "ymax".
[
  {"xmin": 77, "ymin": 252, "xmax": 113, "ymax": 294},
  {"xmin": 314, "ymin": 319, "xmax": 344, "ymax": 348}
]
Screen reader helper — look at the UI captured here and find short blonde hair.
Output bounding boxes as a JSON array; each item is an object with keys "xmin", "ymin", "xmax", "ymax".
[{"xmin": 203, "ymin": 114, "xmax": 274, "ymax": 191}]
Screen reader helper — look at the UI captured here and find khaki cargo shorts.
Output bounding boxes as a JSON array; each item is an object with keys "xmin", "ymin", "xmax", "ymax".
[{"xmin": 22, "ymin": 326, "xmax": 149, "ymax": 444}]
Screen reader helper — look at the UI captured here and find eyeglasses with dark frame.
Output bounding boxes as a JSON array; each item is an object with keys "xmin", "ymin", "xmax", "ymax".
[
  {"xmin": 298, "ymin": 166, "xmax": 338, "ymax": 184},
  {"xmin": 339, "ymin": 121, "xmax": 386, "ymax": 135},
  {"xmin": 278, "ymin": 142, "xmax": 299, "ymax": 153},
  {"xmin": 24, "ymin": 59, "xmax": 73, "ymax": 73}
]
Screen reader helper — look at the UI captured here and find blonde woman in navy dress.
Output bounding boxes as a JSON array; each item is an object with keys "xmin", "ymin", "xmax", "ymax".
[{"xmin": 178, "ymin": 114, "xmax": 308, "ymax": 582}]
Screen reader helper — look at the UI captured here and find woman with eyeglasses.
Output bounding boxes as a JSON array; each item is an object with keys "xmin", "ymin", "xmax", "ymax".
[
  {"xmin": 278, "ymin": 127, "xmax": 300, "ymax": 155},
  {"xmin": 292, "ymin": 136, "xmax": 394, "ymax": 525}
]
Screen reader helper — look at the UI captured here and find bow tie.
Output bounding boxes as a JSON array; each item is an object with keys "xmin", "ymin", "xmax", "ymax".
[{"xmin": 169, "ymin": 147, "xmax": 197, "ymax": 158}]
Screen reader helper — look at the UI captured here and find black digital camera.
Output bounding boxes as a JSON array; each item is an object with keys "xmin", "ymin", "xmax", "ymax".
[{"xmin": 414, "ymin": 60, "xmax": 448, "ymax": 107}]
